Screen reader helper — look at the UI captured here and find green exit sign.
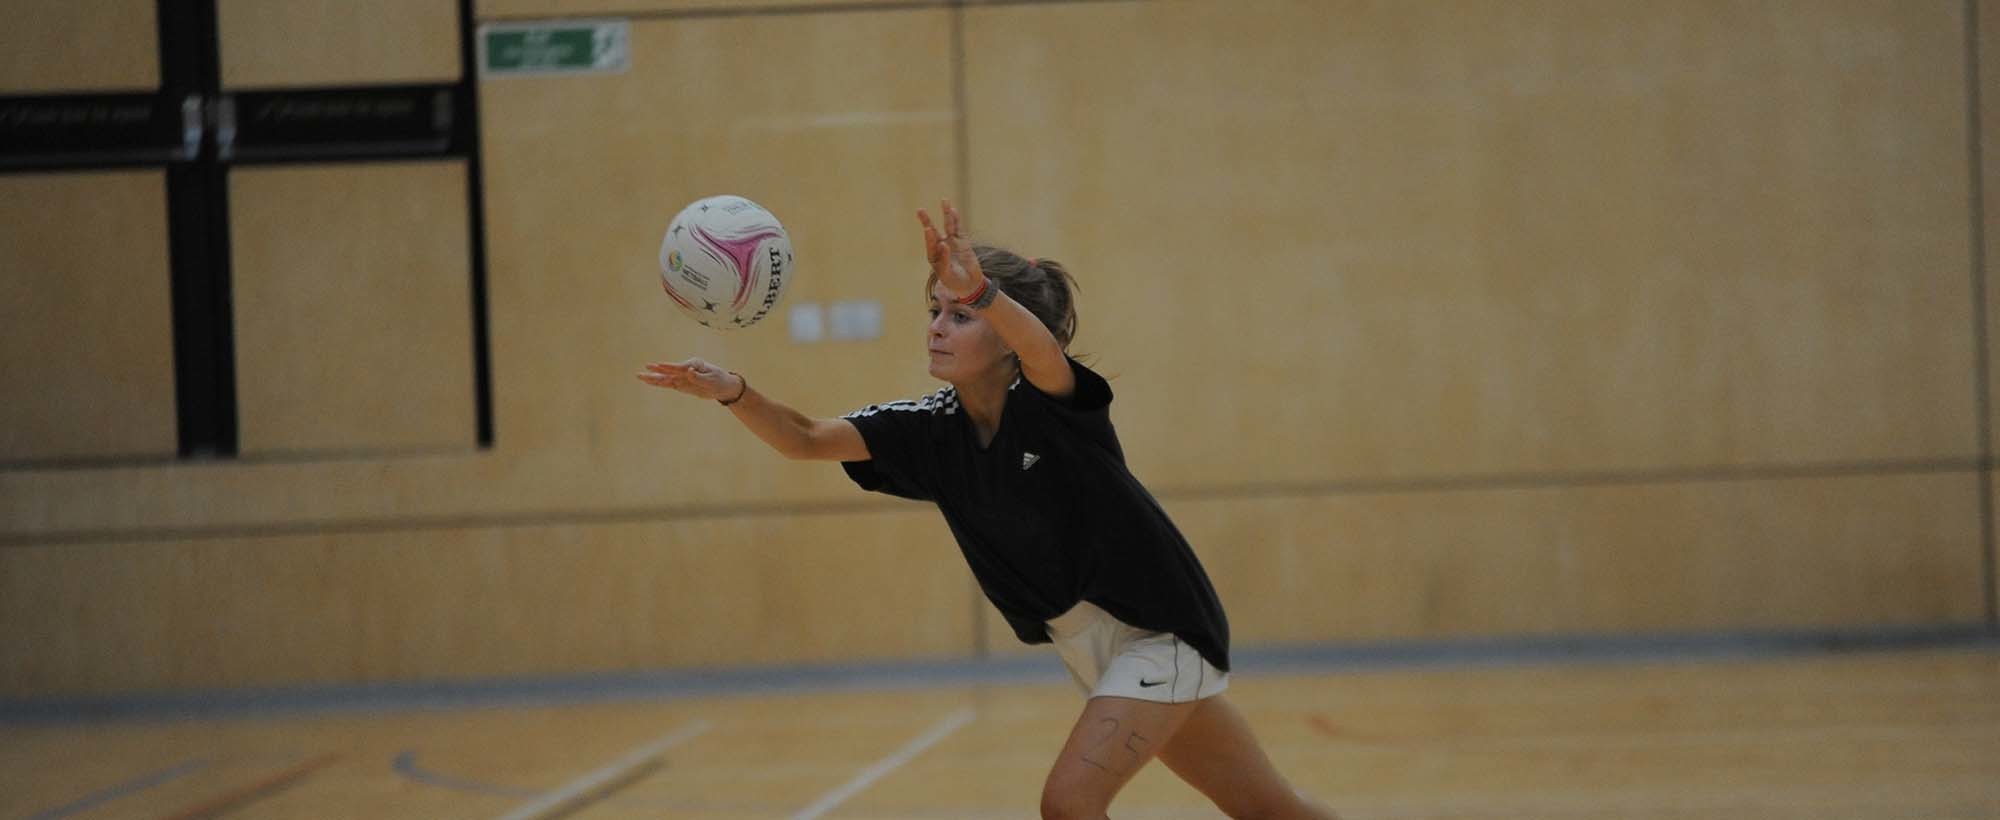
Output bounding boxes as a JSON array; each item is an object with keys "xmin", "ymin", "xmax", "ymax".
[{"xmin": 480, "ymin": 20, "xmax": 629, "ymax": 76}]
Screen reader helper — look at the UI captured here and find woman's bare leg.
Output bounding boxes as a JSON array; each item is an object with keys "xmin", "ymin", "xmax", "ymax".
[
  {"xmin": 1155, "ymin": 694, "xmax": 1341, "ymax": 819},
  {"xmin": 1039, "ymin": 695, "xmax": 1199, "ymax": 820}
]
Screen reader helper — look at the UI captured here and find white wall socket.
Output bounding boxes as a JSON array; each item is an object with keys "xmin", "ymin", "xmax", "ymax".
[
  {"xmin": 788, "ymin": 302, "xmax": 824, "ymax": 343},
  {"xmin": 828, "ymin": 299, "xmax": 883, "ymax": 341}
]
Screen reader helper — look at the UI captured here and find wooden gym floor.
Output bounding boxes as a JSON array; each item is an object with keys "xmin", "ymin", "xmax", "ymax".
[{"xmin": 4, "ymin": 646, "xmax": 1996, "ymax": 820}]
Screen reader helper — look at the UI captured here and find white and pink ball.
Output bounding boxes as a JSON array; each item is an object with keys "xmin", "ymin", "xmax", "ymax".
[{"xmin": 658, "ymin": 194, "xmax": 793, "ymax": 330}]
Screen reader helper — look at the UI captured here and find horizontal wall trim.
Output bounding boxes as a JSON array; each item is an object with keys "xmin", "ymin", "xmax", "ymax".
[
  {"xmin": 2, "ymin": 624, "xmax": 1992, "ymax": 724},
  {"xmin": 0, "ymin": 497, "xmax": 913, "ymax": 548},
  {"xmin": 474, "ymin": 0, "xmax": 1142, "ymax": 25},
  {"xmin": 1153, "ymin": 456, "xmax": 1987, "ymax": 500},
  {"xmin": 0, "ymin": 443, "xmax": 481, "ymax": 474},
  {"xmin": 0, "ymin": 456, "xmax": 1983, "ymax": 548},
  {"xmin": 478, "ymin": 1, "xmax": 942, "ymax": 24}
]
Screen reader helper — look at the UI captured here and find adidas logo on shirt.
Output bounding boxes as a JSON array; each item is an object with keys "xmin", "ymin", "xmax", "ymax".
[{"xmin": 1021, "ymin": 452, "xmax": 1041, "ymax": 470}]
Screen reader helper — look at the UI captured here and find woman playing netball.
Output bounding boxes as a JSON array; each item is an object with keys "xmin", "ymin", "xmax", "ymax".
[{"xmin": 638, "ymin": 200, "xmax": 1337, "ymax": 820}]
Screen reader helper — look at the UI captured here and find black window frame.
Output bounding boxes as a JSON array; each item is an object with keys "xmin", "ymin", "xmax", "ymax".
[{"xmin": 0, "ymin": 0, "xmax": 493, "ymax": 462}]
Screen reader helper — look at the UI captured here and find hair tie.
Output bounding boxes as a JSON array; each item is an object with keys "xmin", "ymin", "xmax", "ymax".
[{"xmin": 1027, "ymin": 256, "xmax": 1039, "ymax": 268}]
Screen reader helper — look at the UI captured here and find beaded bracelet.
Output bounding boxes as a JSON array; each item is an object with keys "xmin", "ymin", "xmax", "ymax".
[{"xmin": 717, "ymin": 371, "xmax": 748, "ymax": 406}]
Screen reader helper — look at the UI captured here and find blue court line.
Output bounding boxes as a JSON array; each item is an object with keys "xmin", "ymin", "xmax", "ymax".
[
  {"xmin": 392, "ymin": 750, "xmax": 538, "ymax": 799},
  {"xmin": 1240, "ymin": 623, "xmax": 2000, "ymax": 675},
  {"xmin": 26, "ymin": 758, "xmax": 209, "ymax": 820},
  {"xmin": 3, "ymin": 625, "xmax": 1994, "ymax": 724},
  {"xmin": 0, "ymin": 653, "xmax": 1069, "ymax": 724}
]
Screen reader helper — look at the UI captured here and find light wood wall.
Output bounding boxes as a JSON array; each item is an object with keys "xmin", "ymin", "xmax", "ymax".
[
  {"xmin": 0, "ymin": 171, "xmax": 179, "ymax": 465},
  {"xmin": 0, "ymin": 0, "xmax": 158, "ymax": 93},
  {"xmin": 230, "ymin": 161, "xmax": 477, "ymax": 457},
  {"xmin": 1982, "ymin": 0, "xmax": 1998, "ymax": 606},
  {"xmin": 0, "ymin": 509, "xmax": 969, "ymax": 696},
  {"xmin": 218, "ymin": 0, "xmax": 461, "ymax": 88},
  {"xmin": 1, "ymin": 0, "xmax": 1993, "ymax": 698}
]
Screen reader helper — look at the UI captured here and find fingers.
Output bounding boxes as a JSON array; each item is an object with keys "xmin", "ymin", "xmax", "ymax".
[
  {"xmin": 645, "ymin": 358, "xmax": 711, "ymax": 373},
  {"xmin": 920, "ymin": 200, "xmax": 966, "ymax": 274},
  {"xmin": 917, "ymin": 212, "xmax": 943, "ymax": 263},
  {"xmin": 635, "ymin": 370, "xmax": 678, "ymax": 390},
  {"xmin": 636, "ymin": 369, "xmax": 707, "ymax": 396},
  {"xmin": 644, "ymin": 363, "xmax": 692, "ymax": 382},
  {"xmin": 920, "ymin": 200, "xmax": 962, "ymax": 234},
  {"xmin": 940, "ymin": 201, "xmax": 958, "ymax": 254},
  {"xmin": 939, "ymin": 199, "xmax": 972, "ymax": 260},
  {"xmin": 637, "ymin": 359, "xmax": 725, "ymax": 396},
  {"xmin": 637, "ymin": 364, "xmax": 685, "ymax": 384}
]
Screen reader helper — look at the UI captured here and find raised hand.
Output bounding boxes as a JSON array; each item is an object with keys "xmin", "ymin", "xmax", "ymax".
[
  {"xmin": 917, "ymin": 199, "xmax": 984, "ymax": 301},
  {"xmin": 636, "ymin": 358, "xmax": 745, "ymax": 403}
]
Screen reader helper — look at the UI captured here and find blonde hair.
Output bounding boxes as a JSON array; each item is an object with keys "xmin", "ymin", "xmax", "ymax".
[{"xmin": 927, "ymin": 245, "xmax": 1080, "ymax": 348}]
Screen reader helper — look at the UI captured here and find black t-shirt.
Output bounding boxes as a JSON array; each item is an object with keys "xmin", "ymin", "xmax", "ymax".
[{"xmin": 840, "ymin": 358, "xmax": 1231, "ymax": 672}]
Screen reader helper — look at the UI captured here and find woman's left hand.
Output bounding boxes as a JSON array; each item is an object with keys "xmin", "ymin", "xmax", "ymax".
[
  {"xmin": 636, "ymin": 358, "xmax": 743, "ymax": 403},
  {"xmin": 918, "ymin": 199, "xmax": 983, "ymax": 301}
]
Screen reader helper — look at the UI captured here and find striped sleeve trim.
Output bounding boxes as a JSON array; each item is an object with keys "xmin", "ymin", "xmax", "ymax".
[{"xmin": 843, "ymin": 386, "xmax": 959, "ymax": 418}]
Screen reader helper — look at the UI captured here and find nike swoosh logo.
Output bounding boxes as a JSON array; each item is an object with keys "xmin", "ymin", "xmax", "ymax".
[{"xmin": 1138, "ymin": 679, "xmax": 1167, "ymax": 688}]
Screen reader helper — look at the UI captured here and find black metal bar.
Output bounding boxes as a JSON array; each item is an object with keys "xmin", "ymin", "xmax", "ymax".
[
  {"xmin": 7, "ymin": 2, "xmax": 488, "ymax": 461},
  {"xmin": 159, "ymin": 0, "xmax": 238, "ymax": 457},
  {"xmin": 163, "ymin": 163, "xmax": 235, "ymax": 458},
  {"xmin": 460, "ymin": 0, "xmax": 495, "ymax": 447},
  {"xmin": 0, "ymin": 93, "xmax": 195, "ymax": 170},
  {"xmin": 222, "ymin": 84, "xmax": 457, "ymax": 162}
]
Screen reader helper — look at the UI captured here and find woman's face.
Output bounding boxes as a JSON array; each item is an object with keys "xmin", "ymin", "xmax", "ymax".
[{"xmin": 927, "ymin": 283, "xmax": 1012, "ymax": 384}]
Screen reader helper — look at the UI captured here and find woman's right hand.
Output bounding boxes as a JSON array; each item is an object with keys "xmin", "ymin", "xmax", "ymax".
[
  {"xmin": 918, "ymin": 199, "xmax": 985, "ymax": 302},
  {"xmin": 636, "ymin": 358, "xmax": 745, "ymax": 403}
]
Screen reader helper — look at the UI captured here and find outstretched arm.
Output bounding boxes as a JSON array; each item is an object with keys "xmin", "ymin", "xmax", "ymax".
[
  {"xmin": 637, "ymin": 359, "xmax": 869, "ymax": 461},
  {"xmin": 919, "ymin": 200, "xmax": 1076, "ymax": 399}
]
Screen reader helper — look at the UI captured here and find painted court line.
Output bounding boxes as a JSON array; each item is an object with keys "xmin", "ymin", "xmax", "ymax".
[
  {"xmin": 154, "ymin": 753, "xmax": 340, "ymax": 820},
  {"xmin": 27, "ymin": 759, "xmax": 209, "ymax": 820},
  {"xmin": 393, "ymin": 750, "xmax": 540, "ymax": 798},
  {"xmin": 493, "ymin": 719, "xmax": 711, "ymax": 820},
  {"xmin": 791, "ymin": 707, "xmax": 976, "ymax": 820}
]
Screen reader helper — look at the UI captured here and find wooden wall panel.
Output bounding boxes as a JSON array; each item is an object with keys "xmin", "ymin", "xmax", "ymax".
[
  {"xmin": 217, "ymin": 0, "xmax": 461, "ymax": 88},
  {"xmin": 0, "ymin": 509, "xmax": 970, "ymax": 697},
  {"xmin": 988, "ymin": 470, "xmax": 1986, "ymax": 655},
  {"xmin": 230, "ymin": 161, "xmax": 476, "ymax": 457},
  {"xmin": 1, "ymin": 1, "xmax": 1991, "ymax": 700},
  {"xmin": 1984, "ymin": 0, "xmax": 1999, "ymax": 457},
  {"xmin": 0, "ymin": 0, "xmax": 158, "ymax": 93},
  {"xmin": 1984, "ymin": 0, "xmax": 1998, "ymax": 617},
  {"xmin": 965, "ymin": 0, "xmax": 1975, "ymax": 486},
  {"xmin": 1193, "ymin": 472, "xmax": 1985, "ymax": 645},
  {"xmin": 0, "ymin": 172, "xmax": 178, "ymax": 463},
  {"xmin": 479, "ymin": 8, "xmax": 956, "ymax": 503},
  {"xmin": 477, "ymin": 0, "xmax": 930, "ymax": 19}
]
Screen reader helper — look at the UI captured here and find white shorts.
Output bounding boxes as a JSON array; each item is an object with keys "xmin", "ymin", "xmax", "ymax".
[{"xmin": 1045, "ymin": 600, "xmax": 1228, "ymax": 704}]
